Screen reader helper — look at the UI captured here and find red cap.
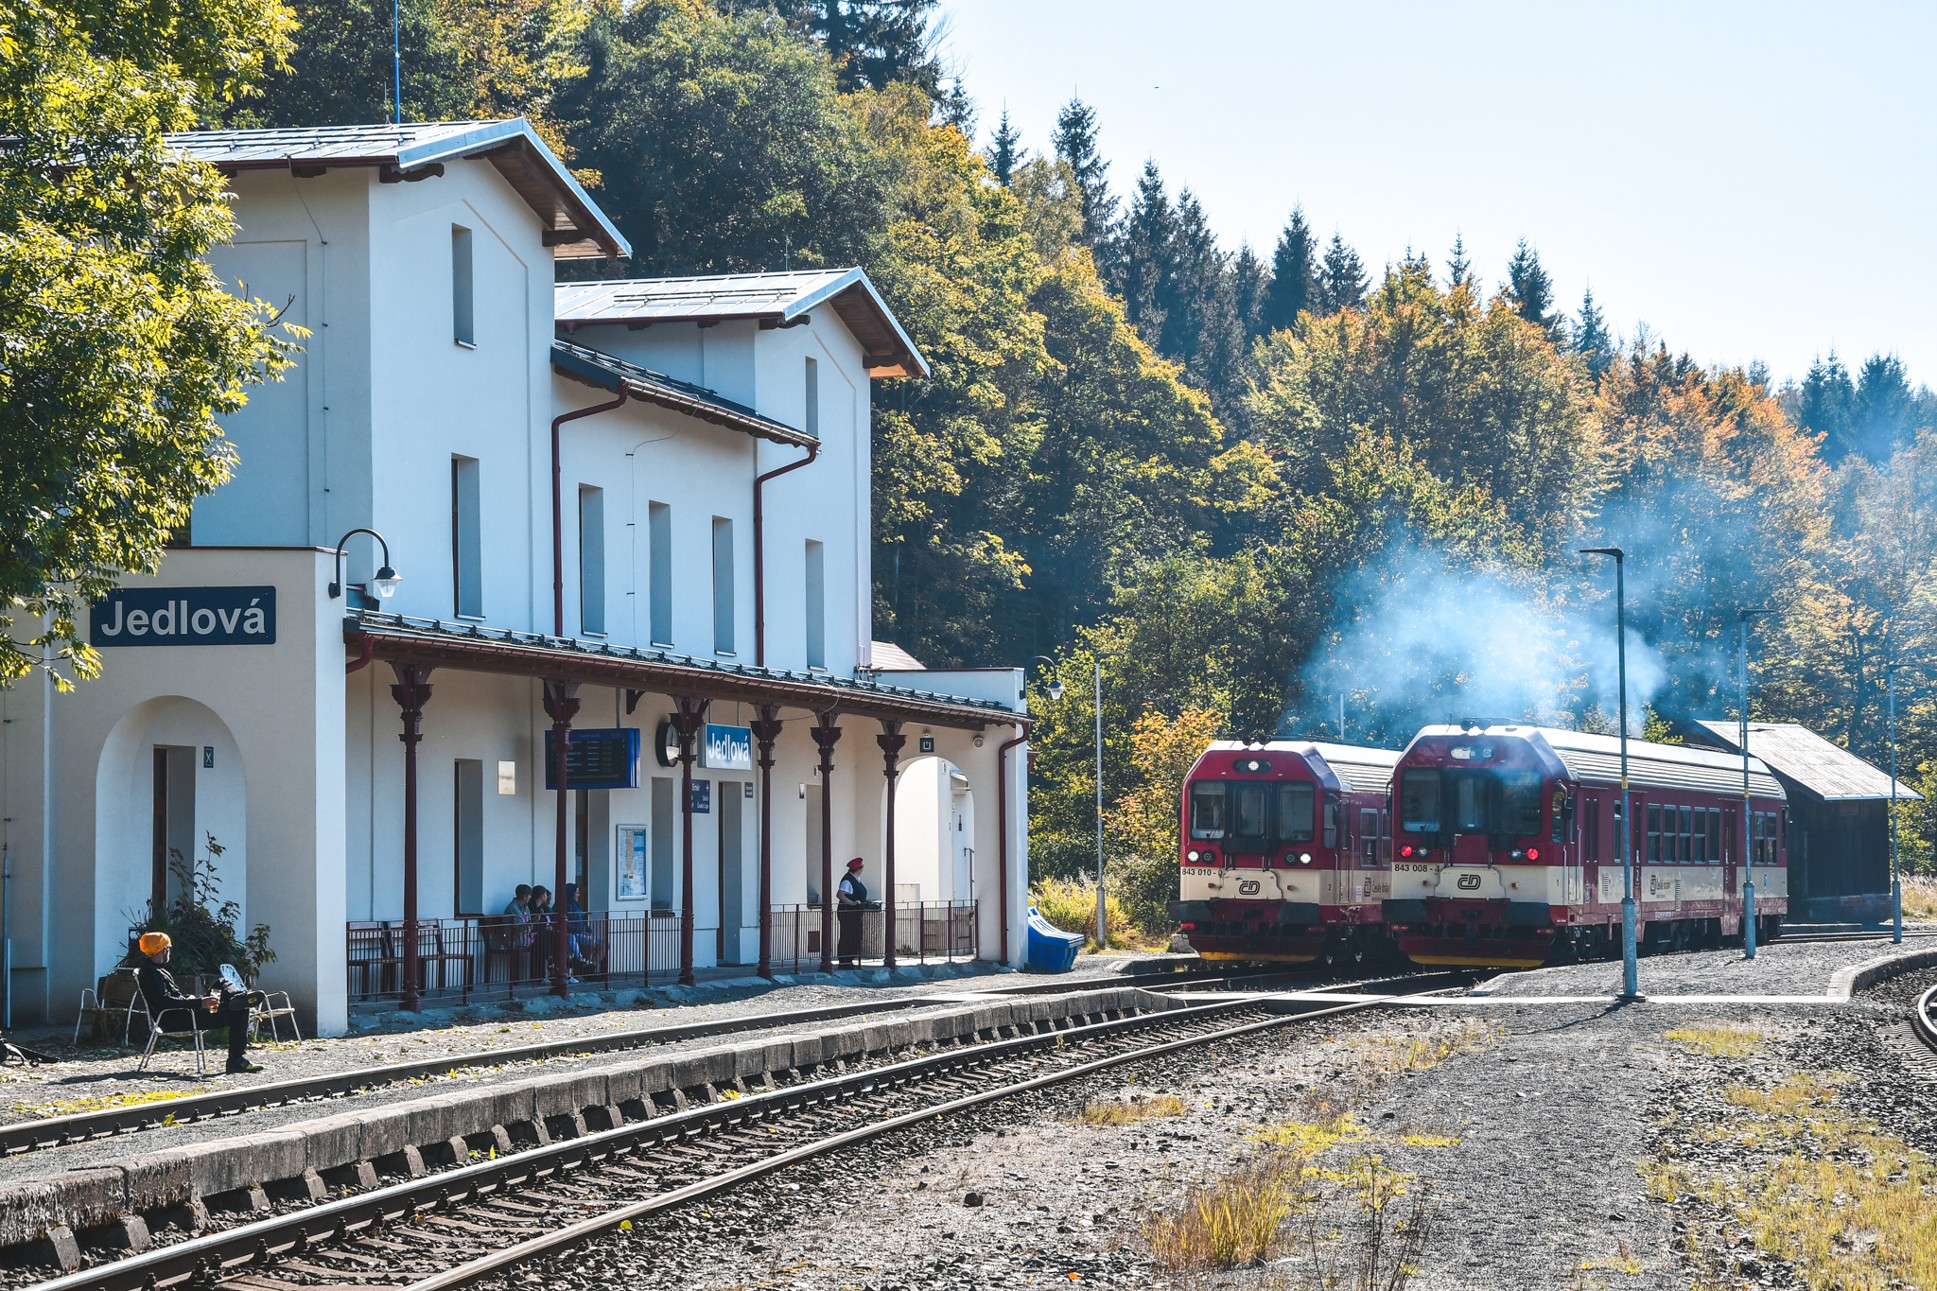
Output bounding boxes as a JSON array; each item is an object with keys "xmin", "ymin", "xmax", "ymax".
[{"xmin": 847, "ymin": 857, "xmax": 865, "ymax": 869}]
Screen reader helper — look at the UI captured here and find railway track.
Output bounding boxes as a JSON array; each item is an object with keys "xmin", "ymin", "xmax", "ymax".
[
  {"xmin": 0, "ymin": 963, "xmax": 1349, "ymax": 1161},
  {"xmin": 30, "ymin": 978, "xmax": 1449, "ymax": 1291},
  {"xmin": 1913, "ymin": 982, "xmax": 1937, "ymax": 1057}
]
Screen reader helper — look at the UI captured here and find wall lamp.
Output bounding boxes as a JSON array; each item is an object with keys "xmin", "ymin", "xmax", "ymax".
[
  {"xmin": 1031, "ymin": 655, "xmax": 1064, "ymax": 703},
  {"xmin": 329, "ymin": 527, "xmax": 403, "ymax": 606}
]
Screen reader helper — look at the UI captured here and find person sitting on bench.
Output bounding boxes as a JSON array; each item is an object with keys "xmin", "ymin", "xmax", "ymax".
[{"xmin": 134, "ymin": 932, "xmax": 263, "ymax": 1075}]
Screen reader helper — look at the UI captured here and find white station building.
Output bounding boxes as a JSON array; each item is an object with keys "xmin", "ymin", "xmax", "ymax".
[{"xmin": 0, "ymin": 120, "xmax": 1033, "ymax": 1036}]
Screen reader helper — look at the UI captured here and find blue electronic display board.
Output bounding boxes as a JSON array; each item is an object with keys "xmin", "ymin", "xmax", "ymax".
[{"xmin": 543, "ymin": 727, "xmax": 640, "ymax": 790}]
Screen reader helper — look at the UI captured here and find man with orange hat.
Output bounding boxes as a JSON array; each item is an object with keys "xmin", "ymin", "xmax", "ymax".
[
  {"xmin": 134, "ymin": 932, "xmax": 261, "ymax": 1074},
  {"xmin": 835, "ymin": 857, "xmax": 869, "ymax": 968}
]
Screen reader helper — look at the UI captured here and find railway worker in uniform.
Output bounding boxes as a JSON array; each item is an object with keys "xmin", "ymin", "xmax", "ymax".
[
  {"xmin": 133, "ymin": 931, "xmax": 263, "ymax": 1075},
  {"xmin": 836, "ymin": 857, "xmax": 869, "ymax": 968}
]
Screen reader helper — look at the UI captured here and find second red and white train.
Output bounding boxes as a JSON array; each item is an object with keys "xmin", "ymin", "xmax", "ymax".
[{"xmin": 1173, "ymin": 721, "xmax": 1789, "ymax": 969}]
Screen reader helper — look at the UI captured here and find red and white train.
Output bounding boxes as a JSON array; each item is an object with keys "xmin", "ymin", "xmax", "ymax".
[
  {"xmin": 1172, "ymin": 722, "xmax": 1791, "ymax": 970},
  {"xmin": 1384, "ymin": 722, "xmax": 1788, "ymax": 967},
  {"xmin": 1169, "ymin": 740, "xmax": 1401, "ymax": 966}
]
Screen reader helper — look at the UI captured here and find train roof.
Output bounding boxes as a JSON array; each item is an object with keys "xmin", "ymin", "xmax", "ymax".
[
  {"xmin": 1202, "ymin": 740, "xmax": 1401, "ymax": 794},
  {"xmin": 1407, "ymin": 724, "xmax": 1784, "ymax": 799}
]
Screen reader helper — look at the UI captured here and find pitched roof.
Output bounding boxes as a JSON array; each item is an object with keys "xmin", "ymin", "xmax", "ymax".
[
  {"xmin": 554, "ymin": 269, "xmax": 927, "ymax": 378},
  {"xmin": 169, "ymin": 120, "xmax": 628, "ymax": 260},
  {"xmin": 868, "ymin": 641, "xmax": 926, "ymax": 670},
  {"xmin": 1693, "ymin": 721, "xmax": 1921, "ymax": 802},
  {"xmin": 551, "ymin": 341, "xmax": 814, "ymax": 448}
]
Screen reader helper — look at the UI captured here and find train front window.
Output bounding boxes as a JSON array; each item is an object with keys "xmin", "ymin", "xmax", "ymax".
[
  {"xmin": 1230, "ymin": 783, "xmax": 1270, "ymax": 840},
  {"xmin": 1399, "ymin": 770, "xmax": 1442, "ymax": 833},
  {"xmin": 1274, "ymin": 783, "xmax": 1315, "ymax": 843},
  {"xmin": 1188, "ymin": 783, "xmax": 1226, "ymax": 840},
  {"xmin": 1498, "ymin": 771, "xmax": 1543, "ymax": 836}
]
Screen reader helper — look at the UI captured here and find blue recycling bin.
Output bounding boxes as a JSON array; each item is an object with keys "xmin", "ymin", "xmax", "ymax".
[{"xmin": 1026, "ymin": 906, "xmax": 1085, "ymax": 973}]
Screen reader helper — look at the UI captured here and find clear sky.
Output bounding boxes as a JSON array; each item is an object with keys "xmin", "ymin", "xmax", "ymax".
[{"xmin": 939, "ymin": 0, "xmax": 1936, "ymax": 387}]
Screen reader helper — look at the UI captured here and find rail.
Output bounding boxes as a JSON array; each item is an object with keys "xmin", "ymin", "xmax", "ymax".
[
  {"xmin": 1915, "ymin": 982, "xmax": 1937, "ymax": 1055},
  {"xmin": 38, "ymin": 977, "xmax": 1453, "ymax": 1291}
]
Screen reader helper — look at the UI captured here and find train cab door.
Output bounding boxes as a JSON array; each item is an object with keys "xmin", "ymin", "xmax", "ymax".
[
  {"xmin": 1556, "ymin": 789, "xmax": 1583, "ymax": 905},
  {"xmin": 1722, "ymin": 806, "xmax": 1740, "ymax": 912}
]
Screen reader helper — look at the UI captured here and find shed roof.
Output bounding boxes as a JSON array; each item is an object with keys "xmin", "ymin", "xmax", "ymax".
[
  {"xmin": 169, "ymin": 119, "xmax": 628, "ymax": 260},
  {"xmin": 867, "ymin": 641, "xmax": 926, "ymax": 671},
  {"xmin": 1693, "ymin": 721, "xmax": 1922, "ymax": 802},
  {"xmin": 554, "ymin": 269, "xmax": 927, "ymax": 378},
  {"xmin": 551, "ymin": 341, "xmax": 814, "ymax": 448}
]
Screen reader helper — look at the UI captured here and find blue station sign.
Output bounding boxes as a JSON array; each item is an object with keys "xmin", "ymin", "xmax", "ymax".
[
  {"xmin": 91, "ymin": 587, "xmax": 277, "ymax": 647},
  {"xmin": 700, "ymin": 723, "xmax": 753, "ymax": 771}
]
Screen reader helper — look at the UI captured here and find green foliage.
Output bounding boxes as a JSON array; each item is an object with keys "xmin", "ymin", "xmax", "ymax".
[
  {"xmin": 129, "ymin": 834, "xmax": 276, "ymax": 984},
  {"xmin": 0, "ymin": 0, "xmax": 301, "ymax": 685},
  {"xmin": 1028, "ymin": 874, "xmax": 1133, "ymax": 950}
]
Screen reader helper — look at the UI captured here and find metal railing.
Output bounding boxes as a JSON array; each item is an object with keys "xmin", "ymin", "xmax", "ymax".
[{"xmin": 347, "ymin": 899, "xmax": 980, "ymax": 1004}]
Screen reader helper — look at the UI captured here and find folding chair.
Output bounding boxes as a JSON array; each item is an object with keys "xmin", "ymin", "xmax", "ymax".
[
  {"xmin": 134, "ymin": 995, "xmax": 207, "ymax": 1075},
  {"xmin": 249, "ymin": 990, "xmax": 302, "ymax": 1043},
  {"xmin": 73, "ymin": 968, "xmax": 140, "ymax": 1047}
]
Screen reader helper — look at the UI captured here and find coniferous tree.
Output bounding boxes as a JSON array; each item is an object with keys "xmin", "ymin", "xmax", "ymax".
[
  {"xmin": 1162, "ymin": 187, "xmax": 1220, "ymax": 361},
  {"xmin": 987, "ymin": 109, "xmax": 1022, "ymax": 185},
  {"xmin": 1446, "ymin": 232, "xmax": 1473, "ymax": 289},
  {"xmin": 1118, "ymin": 160, "xmax": 1174, "ymax": 342},
  {"xmin": 1316, "ymin": 232, "xmax": 1367, "ymax": 312},
  {"xmin": 756, "ymin": 0, "xmax": 945, "ymax": 99},
  {"xmin": 1502, "ymin": 237, "xmax": 1561, "ymax": 338},
  {"xmin": 1051, "ymin": 97, "xmax": 1119, "ymax": 264},
  {"xmin": 1574, "ymin": 286, "xmax": 1613, "ymax": 382},
  {"xmin": 1231, "ymin": 242, "xmax": 1268, "ymax": 340},
  {"xmin": 1850, "ymin": 354, "xmax": 1924, "ymax": 464},
  {"xmin": 1791, "ymin": 353, "xmax": 1858, "ymax": 462},
  {"xmin": 1261, "ymin": 206, "xmax": 1316, "ymax": 332}
]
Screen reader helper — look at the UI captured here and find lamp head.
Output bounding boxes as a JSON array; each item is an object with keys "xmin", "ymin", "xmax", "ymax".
[
  {"xmin": 372, "ymin": 565, "xmax": 402, "ymax": 599},
  {"xmin": 1047, "ymin": 679, "xmax": 1064, "ymax": 703}
]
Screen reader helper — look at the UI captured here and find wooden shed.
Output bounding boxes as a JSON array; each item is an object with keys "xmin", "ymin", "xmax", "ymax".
[{"xmin": 1690, "ymin": 721, "xmax": 1920, "ymax": 922}]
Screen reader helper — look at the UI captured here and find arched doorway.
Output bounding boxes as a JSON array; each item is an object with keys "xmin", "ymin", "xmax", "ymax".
[
  {"xmin": 94, "ymin": 697, "xmax": 247, "ymax": 968},
  {"xmin": 890, "ymin": 755, "xmax": 977, "ymax": 907}
]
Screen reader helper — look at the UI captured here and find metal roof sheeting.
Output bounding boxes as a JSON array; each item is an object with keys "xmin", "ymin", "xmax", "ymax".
[
  {"xmin": 554, "ymin": 269, "xmax": 928, "ymax": 378},
  {"xmin": 551, "ymin": 341, "xmax": 814, "ymax": 448},
  {"xmin": 1205, "ymin": 740, "xmax": 1402, "ymax": 795},
  {"xmin": 1411, "ymin": 724, "xmax": 1785, "ymax": 799},
  {"xmin": 1694, "ymin": 721, "xmax": 1922, "ymax": 802},
  {"xmin": 169, "ymin": 120, "xmax": 629, "ymax": 260}
]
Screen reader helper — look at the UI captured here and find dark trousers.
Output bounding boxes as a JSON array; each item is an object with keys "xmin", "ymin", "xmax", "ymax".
[
  {"xmin": 836, "ymin": 908, "xmax": 864, "ymax": 965},
  {"xmin": 156, "ymin": 1000, "xmax": 250, "ymax": 1066}
]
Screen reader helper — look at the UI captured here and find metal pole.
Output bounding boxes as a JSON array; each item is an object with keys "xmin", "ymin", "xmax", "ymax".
[
  {"xmin": 1615, "ymin": 555, "xmax": 1637, "ymax": 999},
  {"xmin": 392, "ymin": 0, "xmax": 403, "ymax": 124},
  {"xmin": 1, "ymin": 842, "xmax": 11, "ymax": 1032},
  {"xmin": 1741, "ymin": 618, "xmax": 1756, "ymax": 960},
  {"xmin": 1094, "ymin": 659, "xmax": 1105, "ymax": 948},
  {"xmin": 1891, "ymin": 665, "xmax": 1902, "ymax": 944}
]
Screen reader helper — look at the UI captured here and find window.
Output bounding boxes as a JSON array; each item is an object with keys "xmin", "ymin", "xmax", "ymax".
[
  {"xmin": 1229, "ymin": 783, "xmax": 1270, "ymax": 840},
  {"xmin": 1708, "ymin": 810, "xmax": 1721, "ymax": 864},
  {"xmin": 1498, "ymin": 772, "xmax": 1544, "ymax": 837},
  {"xmin": 579, "ymin": 486, "xmax": 605, "ymax": 635},
  {"xmin": 451, "ymin": 225, "xmax": 474, "ymax": 346},
  {"xmin": 804, "ymin": 356, "xmax": 819, "ymax": 438},
  {"xmin": 1188, "ymin": 782, "xmax": 1226, "ymax": 841},
  {"xmin": 453, "ymin": 760, "xmax": 484, "ymax": 915},
  {"xmin": 451, "ymin": 455, "xmax": 482, "ymax": 617},
  {"xmin": 1584, "ymin": 798, "xmax": 1602, "ymax": 863},
  {"xmin": 804, "ymin": 539, "xmax": 825, "ymax": 669},
  {"xmin": 1691, "ymin": 806, "xmax": 1706, "ymax": 864},
  {"xmin": 712, "ymin": 516, "xmax": 735, "ymax": 653},
  {"xmin": 1322, "ymin": 796, "xmax": 1339, "ymax": 849},
  {"xmin": 648, "ymin": 501, "xmax": 672, "ymax": 645},
  {"xmin": 1680, "ymin": 806, "xmax": 1694, "ymax": 863},
  {"xmin": 1399, "ymin": 770, "xmax": 1442, "ymax": 834},
  {"xmin": 1275, "ymin": 783, "xmax": 1315, "ymax": 843},
  {"xmin": 1360, "ymin": 809, "xmax": 1381, "ymax": 865},
  {"xmin": 1646, "ymin": 804, "xmax": 1661, "ymax": 863}
]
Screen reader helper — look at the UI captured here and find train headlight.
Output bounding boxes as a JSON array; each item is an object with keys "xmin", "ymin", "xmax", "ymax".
[
  {"xmin": 1186, "ymin": 849, "xmax": 1201, "ymax": 863},
  {"xmin": 1299, "ymin": 852, "xmax": 1312, "ymax": 865}
]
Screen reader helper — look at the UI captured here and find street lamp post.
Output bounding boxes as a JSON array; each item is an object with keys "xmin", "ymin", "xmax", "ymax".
[
  {"xmin": 328, "ymin": 527, "xmax": 403, "ymax": 604},
  {"xmin": 1093, "ymin": 659, "xmax": 1105, "ymax": 949},
  {"xmin": 1581, "ymin": 547, "xmax": 1639, "ymax": 999},
  {"xmin": 1889, "ymin": 661, "xmax": 1903, "ymax": 945},
  {"xmin": 1738, "ymin": 609, "xmax": 1774, "ymax": 960}
]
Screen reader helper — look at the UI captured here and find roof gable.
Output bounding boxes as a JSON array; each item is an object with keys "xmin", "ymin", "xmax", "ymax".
[
  {"xmin": 170, "ymin": 119, "xmax": 628, "ymax": 260},
  {"xmin": 551, "ymin": 341, "xmax": 813, "ymax": 448},
  {"xmin": 1693, "ymin": 721, "xmax": 1921, "ymax": 802},
  {"xmin": 555, "ymin": 269, "xmax": 927, "ymax": 378}
]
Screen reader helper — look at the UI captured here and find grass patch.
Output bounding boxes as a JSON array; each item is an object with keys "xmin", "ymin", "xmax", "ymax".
[
  {"xmin": 1142, "ymin": 1150, "xmax": 1313, "ymax": 1271},
  {"xmin": 1251, "ymin": 1112, "xmax": 1369, "ymax": 1154},
  {"xmin": 1664, "ymin": 1025, "xmax": 1764, "ymax": 1058},
  {"xmin": 1648, "ymin": 1072, "xmax": 1937, "ymax": 1290},
  {"xmin": 1346, "ymin": 1020, "xmax": 1495, "ymax": 1074},
  {"xmin": 1398, "ymin": 1132, "xmax": 1460, "ymax": 1148},
  {"xmin": 1074, "ymin": 1094, "xmax": 1188, "ymax": 1126},
  {"xmin": 17, "ymin": 1087, "xmax": 197, "ymax": 1119},
  {"xmin": 1902, "ymin": 874, "xmax": 1937, "ymax": 922}
]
